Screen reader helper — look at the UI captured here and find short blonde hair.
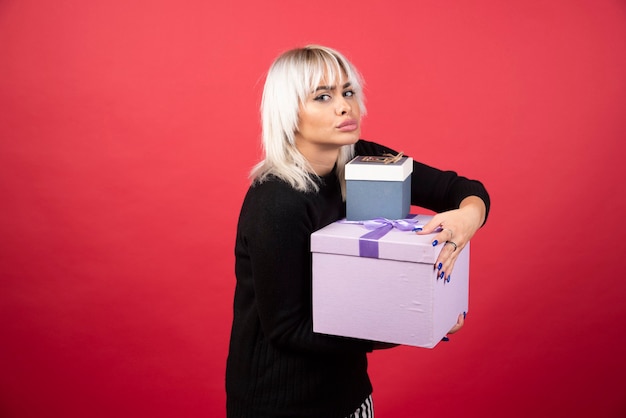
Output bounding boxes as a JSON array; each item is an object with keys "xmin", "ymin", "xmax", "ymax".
[{"xmin": 250, "ymin": 45, "xmax": 366, "ymax": 197}]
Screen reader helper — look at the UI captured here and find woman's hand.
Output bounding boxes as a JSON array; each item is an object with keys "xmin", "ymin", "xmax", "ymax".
[
  {"xmin": 416, "ymin": 196, "xmax": 486, "ymax": 281},
  {"xmin": 447, "ymin": 312, "xmax": 466, "ymax": 334}
]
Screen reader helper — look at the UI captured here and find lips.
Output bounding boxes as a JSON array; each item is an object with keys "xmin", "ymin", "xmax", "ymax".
[{"xmin": 337, "ymin": 119, "xmax": 359, "ymax": 131}]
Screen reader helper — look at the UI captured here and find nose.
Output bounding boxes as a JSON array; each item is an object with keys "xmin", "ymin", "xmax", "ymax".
[{"xmin": 335, "ymin": 96, "xmax": 351, "ymax": 116}]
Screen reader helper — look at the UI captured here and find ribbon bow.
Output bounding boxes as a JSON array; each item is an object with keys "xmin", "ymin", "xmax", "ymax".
[
  {"xmin": 360, "ymin": 217, "xmax": 419, "ymax": 232},
  {"xmin": 341, "ymin": 216, "xmax": 420, "ymax": 258}
]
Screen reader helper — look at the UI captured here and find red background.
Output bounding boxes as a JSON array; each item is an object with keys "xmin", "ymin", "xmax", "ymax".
[{"xmin": 1, "ymin": 1, "xmax": 625, "ymax": 417}]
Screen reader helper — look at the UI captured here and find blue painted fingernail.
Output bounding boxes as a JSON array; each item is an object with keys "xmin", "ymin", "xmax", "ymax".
[
  {"xmin": 437, "ymin": 262, "xmax": 443, "ymax": 270},
  {"xmin": 446, "ymin": 276, "xmax": 451, "ymax": 283},
  {"xmin": 439, "ymin": 271, "xmax": 445, "ymax": 279},
  {"xmin": 441, "ymin": 336, "xmax": 450, "ymax": 342},
  {"xmin": 413, "ymin": 227, "xmax": 423, "ymax": 231},
  {"xmin": 463, "ymin": 311, "xmax": 467, "ymax": 319},
  {"xmin": 432, "ymin": 240, "xmax": 438, "ymax": 246}
]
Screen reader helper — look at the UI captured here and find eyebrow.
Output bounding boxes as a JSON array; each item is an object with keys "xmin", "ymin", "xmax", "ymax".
[{"xmin": 315, "ymin": 82, "xmax": 352, "ymax": 92}]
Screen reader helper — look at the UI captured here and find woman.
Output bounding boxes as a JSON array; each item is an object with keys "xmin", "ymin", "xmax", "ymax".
[{"xmin": 226, "ymin": 45, "xmax": 490, "ymax": 418}]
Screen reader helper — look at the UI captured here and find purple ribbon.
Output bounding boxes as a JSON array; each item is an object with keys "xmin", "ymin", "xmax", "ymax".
[{"xmin": 341, "ymin": 216, "xmax": 419, "ymax": 258}]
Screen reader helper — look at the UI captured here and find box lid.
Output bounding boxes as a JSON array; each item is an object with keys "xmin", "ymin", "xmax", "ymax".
[
  {"xmin": 311, "ymin": 215, "xmax": 443, "ymax": 263},
  {"xmin": 345, "ymin": 155, "xmax": 413, "ymax": 181}
]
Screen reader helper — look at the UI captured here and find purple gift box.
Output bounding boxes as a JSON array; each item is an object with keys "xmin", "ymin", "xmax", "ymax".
[{"xmin": 311, "ymin": 215, "xmax": 469, "ymax": 348}]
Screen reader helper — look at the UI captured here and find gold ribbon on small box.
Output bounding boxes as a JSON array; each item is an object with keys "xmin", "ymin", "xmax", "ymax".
[{"xmin": 360, "ymin": 152, "xmax": 404, "ymax": 164}]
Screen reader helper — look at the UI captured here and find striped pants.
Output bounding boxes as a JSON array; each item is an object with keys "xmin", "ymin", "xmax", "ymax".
[{"xmin": 347, "ymin": 394, "xmax": 374, "ymax": 418}]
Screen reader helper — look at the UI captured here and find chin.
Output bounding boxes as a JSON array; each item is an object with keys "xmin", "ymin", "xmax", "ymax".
[{"xmin": 337, "ymin": 132, "xmax": 361, "ymax": 145}]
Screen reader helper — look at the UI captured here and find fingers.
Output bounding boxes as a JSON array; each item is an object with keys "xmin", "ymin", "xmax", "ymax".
[
  {"xmin": 435, "ymin": 249, "xmax": 458, "ymax": 281},
  {"xmin": 415, "ymin": 213, "xmax": 467, "ymax": 281},
  {"xmin": 446, "ymin": 313, "xmax": 466, "ymax": 335},
  {"xmin": 416, "ymin": 216, "xmax": 462, "ymax": 251},
  {"xmin": 415, "ymin": 215, "xmax": 446, "ymax": 236}
]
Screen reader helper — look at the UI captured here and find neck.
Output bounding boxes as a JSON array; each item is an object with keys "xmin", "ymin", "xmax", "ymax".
[{"xmin": 296, "ymin": 142, "xmax": 340, "ymax": 176}]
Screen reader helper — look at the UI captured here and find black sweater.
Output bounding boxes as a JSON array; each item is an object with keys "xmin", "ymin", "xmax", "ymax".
[{"xmin": 226, "ymin": 140, "xmax": 490, "ymax": 418}]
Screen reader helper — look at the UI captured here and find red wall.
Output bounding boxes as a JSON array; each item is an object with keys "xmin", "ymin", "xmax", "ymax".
[{"xmin": 1, "ymin": 1, "xmax": 625, "ymax": 417}]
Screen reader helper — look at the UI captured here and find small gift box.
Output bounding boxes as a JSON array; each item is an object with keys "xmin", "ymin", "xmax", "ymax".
[
  {"xmin": 311, "ymin": 215, "xmax": 469, "ymax": 348},
  {"xmin": 345, "ymin": 154, "xmax": 413, "ymax": 221}
]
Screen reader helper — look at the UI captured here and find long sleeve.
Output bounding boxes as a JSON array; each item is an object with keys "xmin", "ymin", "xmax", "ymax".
[{"xmin": 355, "ymin": 139, "xmax": 491, "ymax": 221}]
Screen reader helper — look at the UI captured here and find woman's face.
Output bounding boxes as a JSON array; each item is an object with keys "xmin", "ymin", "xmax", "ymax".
[{"xmin": 294, "ymin": 73, "xmax": 361, "ymax": 150}]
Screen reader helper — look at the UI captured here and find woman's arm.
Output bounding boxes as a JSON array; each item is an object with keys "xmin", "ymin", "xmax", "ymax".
[{"xmin": 355, "ymin": 139, "xmax": 490, "ymax": 283}]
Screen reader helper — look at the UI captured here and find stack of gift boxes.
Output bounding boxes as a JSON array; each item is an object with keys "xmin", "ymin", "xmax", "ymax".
[{"xmin": 311, "ymin": 154, "xmax": 470, "ymax": 348}]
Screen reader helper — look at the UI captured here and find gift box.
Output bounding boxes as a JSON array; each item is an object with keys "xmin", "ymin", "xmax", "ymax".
[
  {"xmin": 311, "ymin": 215, "xmax": 469, "ymax": 348},
  {"xmin": 345, "ymin": 155, "xmax": 413, "ymax": 221}
]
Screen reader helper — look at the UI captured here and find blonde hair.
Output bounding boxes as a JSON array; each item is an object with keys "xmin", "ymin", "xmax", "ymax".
[{"xmin": 250, "ymin": 45, "xmax": 366, "ymax": 198}]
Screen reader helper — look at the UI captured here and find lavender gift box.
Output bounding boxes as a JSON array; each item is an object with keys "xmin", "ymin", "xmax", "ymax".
[
  {"xmin": 311, "ymin": 215, "xmax": 469, "ymax": 348},
  {"xmin": 345, "ymin": 155, "xmax": 413, "ymax": 221}
]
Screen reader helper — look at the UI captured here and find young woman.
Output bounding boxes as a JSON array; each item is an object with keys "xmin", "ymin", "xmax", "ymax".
[{"xmin": 226, "ymin": 45, "xmax": 490, "ymax": 418}]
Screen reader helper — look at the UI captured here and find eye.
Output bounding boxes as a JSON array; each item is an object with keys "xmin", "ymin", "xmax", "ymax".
[
  {"xmin": 343, "ymin": 90, "xmax": 356, "ymax": 98},
  {"xmin": 314, "ymin": 93, "xmax": 332, "ymax": 102}
]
